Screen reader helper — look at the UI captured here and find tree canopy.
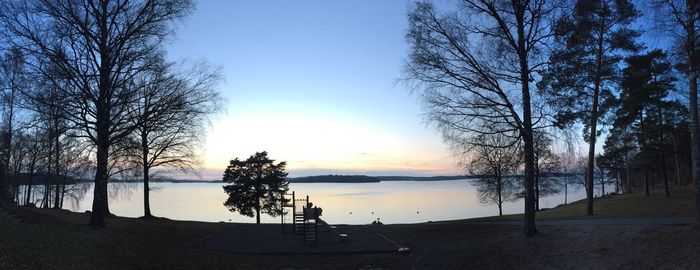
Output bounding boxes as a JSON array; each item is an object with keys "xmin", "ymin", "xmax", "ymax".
[{"xmin": 222, "ymin": 151, "xmax": 289, "ymax": 224}]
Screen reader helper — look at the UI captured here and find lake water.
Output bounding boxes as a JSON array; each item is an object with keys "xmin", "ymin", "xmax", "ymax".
[{"xmin": 54, "ymin": 180, "xmax": 590, "ymax": 225}]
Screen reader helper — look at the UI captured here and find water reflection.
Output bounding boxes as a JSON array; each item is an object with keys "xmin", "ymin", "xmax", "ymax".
[
  {"xmin": 108, "ymin": 182, "xmax": 140, "ymax": 202},
  {"xmin": 61, "ymin": 183, "xmax": 92, "ymax": 210},
  {"xmin": 18, "ymin": 182, "xmax": 92, "ymax": 209},
  {"xmin": 54, "ymin": 180, "xmax": 589, "ymax": 224},
  {"xmin": 332, "ymin": 191, "xmax": 385, "ymax": 196}
]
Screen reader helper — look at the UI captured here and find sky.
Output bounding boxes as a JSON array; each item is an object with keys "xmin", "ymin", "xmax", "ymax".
[{"xmin": 165, "ymin": 1, "xmax": 462, "ymax": 179}]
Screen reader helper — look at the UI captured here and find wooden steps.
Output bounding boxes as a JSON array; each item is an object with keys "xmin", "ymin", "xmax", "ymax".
[
  {"xmin": 304, "ymin": 220, "xmax": 317, "ymax": 242},
  {"xmin": 294, "ymin": 213, "xmax": 305, "ymax": 234}
]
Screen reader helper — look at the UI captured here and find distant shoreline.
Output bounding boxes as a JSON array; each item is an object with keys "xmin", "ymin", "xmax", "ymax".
[
  {"xmin": 77, "ymin": 173, "xmax": 582, "ymax": 184},
  {"xmin": 95, "ymin": 175, "xmax": 474, "ymax": 184}
]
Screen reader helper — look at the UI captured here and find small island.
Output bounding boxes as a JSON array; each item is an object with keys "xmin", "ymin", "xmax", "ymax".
[{"xmin": 288, "ymin": 175, "xmax": 381, "ymax": 183}]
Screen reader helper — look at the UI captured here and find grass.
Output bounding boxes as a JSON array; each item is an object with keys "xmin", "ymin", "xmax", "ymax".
[
  {"xmin": 472, "ymin": 185, "xmax": 695, "ymax": 222},
  {"xmin": 0, "ymin": 206, "xmax": 406, "ymax": 269},
  {"xmin": 1, "ymin": 185, "xmax": 698, "ymax": 269}
]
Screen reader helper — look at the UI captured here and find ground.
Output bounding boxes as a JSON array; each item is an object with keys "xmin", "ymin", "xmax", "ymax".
[{"xmin": 1, "ymin": 186, "xmax": 698, "ymax": 269}]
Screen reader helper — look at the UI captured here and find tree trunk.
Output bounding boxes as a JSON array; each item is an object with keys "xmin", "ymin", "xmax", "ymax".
[
  {"xmin": 60, "ymin": 176, "xmax": 66, "ymax": 209},
  {"xmin": 516, "ymin": 5, "xmax": 537, "ymax": 236},
  {"xmin": 640, "ymin": 110, "xmax": 651, "ymax": 196},
  {"xmin": 90, "ymin": 5, "xmax": 114, "ymax": 227},
  {"xmin": 564, "ymin": 180, "xmax": 568, "ymax": 205},
  {"xmin": 672, "ymin": 128, "xmax": 682, "ymax": 186},
  {"xmin": 24, "ymin": 159, "xmax": 35, "ymax": 206},
  {"xmin": 586, "ymin": 42, "xmax": 604, "ymax": 215},
  {"xmin": 90, "ymin": 97, "xmax": 110, "ymax": 228},
  {"xmin": 90, "ymin": 136, "xmax": 109, "ymax": 228},
  {"xmin": 625, "ymin": 156, "xmax": 631, "ymax": 193},
  {"xmin": 142, "ymin": 126, "xmax": 152, "ymax": 218},
  {"xmin": 644, "ymin": 170, "xmax": 650, "ymax": 196},
  {"xmin": 585, "ymin": 92, "xmax": 599, "ymax": 214},
  {"xmin": 24, "ymin": 181, "xmax": 30, "ymax": 206},
  {"xmin": 43, "ymin": 175, "xmax": 50, "ymax": 209},
  {"xmin": 256, "ymin": 206, "xmax": 261, "ymax": 224},
  {"xmin": 497, "ymin": 175, "xmax": 503, "ymax": 216},
  {"xmin": 691, "ymin": 67, "xmax": 700, "ymax": 217},
  {"xmin": 656, "ymin": 97, "xmax": 671, "ymax": 197},
  {"xmin": 534, "ymin": 165, "xmax": 540, "ymax": 211},
  {"xmin": 143, "ymin": 157, "xmax": 151, "ymax": 217},
  {"xmin": 680, "ymin": 0, "xmax": 700, "ymax": 222},
  {"xmin": 53, "ymin": 129, "xmax": 61, "ymax": 209}
]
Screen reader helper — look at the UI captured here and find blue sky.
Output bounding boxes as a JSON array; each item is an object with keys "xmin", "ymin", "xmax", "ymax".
[{"xmin": 166, "ymin": 1, "xmax": 461, "ymax": 178}]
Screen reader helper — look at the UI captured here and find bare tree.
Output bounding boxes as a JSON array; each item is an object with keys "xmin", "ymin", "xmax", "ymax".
[
  {"xmin": 0, "ymin": 0, "xmax": 194, "ymax": 227},
  {"xmin": 0, "ymin": 47, "xmax": 27, "ymax": 203},
  {"xmin": 22, "ymin": 130, "xmax": 42, "ymax": 206},
  {"xmin": 58, "ymin": 134, "xmax": 93, "ymax": 209},
  {"xmin": 126, "ymin": 60, "xmax": 222, "ymax": 218},
  {"xmin": 404, "ymin": 1, "xmax": 560, "ymax": 236},
  {"xmin": 466, "ymin": 130, "xmax": 521, "ymax": 216},
  {"xmin": 557, "ymin": 152, "xmax": 582, "ymax": 205},
  {"xmin": 533, "ymin": 130, "xmax": 561, "ymax": 211}
]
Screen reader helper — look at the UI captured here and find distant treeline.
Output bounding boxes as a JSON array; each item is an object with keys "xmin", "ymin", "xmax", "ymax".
[
  {"xmin": 289, "ymin": 174, "xmax": 477, "ymax": 183},
  {"xmin": 101, "ymin": 179, "xmax": 220, "ymax": 184},
  {"xmin": 99, "ymin": 173, "xmax": 584, "ymax": 184},
  {"xmin": 288, "ymin": 175, "xmax": 380, "ymax": 183},
  {"xmin": 11, "ymin": 173, "xmax": 78, "ymax": 185},
  {"xmin": 289, "ymin": 173, "xmax": 584, "ymax": 183},
  {"xmin": 377, "ymin": 175, "xmax": 471, "ymax": 181}
]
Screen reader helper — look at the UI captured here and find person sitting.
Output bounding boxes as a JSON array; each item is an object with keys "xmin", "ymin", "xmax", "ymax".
[{"xmin": 303, "ymin": 203, "xmax": 322, "ymax": 221}]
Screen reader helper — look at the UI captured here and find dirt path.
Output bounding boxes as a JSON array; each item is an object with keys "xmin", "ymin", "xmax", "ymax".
[
  {"xmin": 198, "ymin": 223, "xmax": 401, "ymax": 254},
  {"xmin": 378, "ymin": 220, "xmax": 700, "ymax": 270}
]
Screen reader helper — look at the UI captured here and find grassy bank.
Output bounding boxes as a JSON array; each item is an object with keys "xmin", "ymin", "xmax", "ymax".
[
  {"xmin": 473, "ymin": 186, "xmax": 695, "ymax": 222},
  {"xmin": 0, "ymin": 207, "xmax": 406, "ymax": 269},
  {"xmin": 1, "ymin": 186, "xmax": 698, "ymax": 269}
]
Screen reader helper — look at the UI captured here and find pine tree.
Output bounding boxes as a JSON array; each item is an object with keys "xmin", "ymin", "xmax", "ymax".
[
  {"xmin": 540, "ymin": 0, "xmax": 640, "ymax": 215},
  {"xmin": 222, "ymin": 151, "xmax": 289, "ymax": 224},
  {"xmin": 617, "ymin": 50, "xmax": 676, "ymax": 196}
]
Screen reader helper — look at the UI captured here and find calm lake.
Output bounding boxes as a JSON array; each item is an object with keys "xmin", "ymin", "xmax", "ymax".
[{"xmin": 60, "ymin": 180, "xmax": 589, "ymax": 225}]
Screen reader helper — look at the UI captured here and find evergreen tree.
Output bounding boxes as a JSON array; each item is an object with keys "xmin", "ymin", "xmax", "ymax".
[
  {"xmin": 540, "ymin": 0, "xmax": 640, "ymax": 215},
  {"xmin": 222, "ymin": 151, "xmax": 289, "ymax": 224},
  {"xmin": 617, "ymin": 50, "xmax": 676, "ymax": 196}
]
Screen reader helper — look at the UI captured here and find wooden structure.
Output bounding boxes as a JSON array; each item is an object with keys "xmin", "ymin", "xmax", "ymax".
[{"xmin": 280, "ymin": 191, "xmax": 319, "ymax": 243}]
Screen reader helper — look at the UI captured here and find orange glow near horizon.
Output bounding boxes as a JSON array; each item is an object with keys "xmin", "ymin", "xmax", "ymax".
[{"xmin": 199, "ymin": 110, "xmax": 461, "ymax": 178}]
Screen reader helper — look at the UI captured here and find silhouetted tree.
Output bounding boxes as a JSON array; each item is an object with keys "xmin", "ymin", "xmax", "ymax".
[
  {"xmin": 0, "ymin": 0, "xmax": 195, "ymax": 227},
  {"xmin": 617, "ymin": 50, "xmax": 676, "ymax": 196},
  {"xmin": 558, "ymin": 152, "xmax": 586, "ymax": 205},
  {"xmin": 598, "ymin": 124, "xmax": 636, "ymax": 194},
  {"xmin": 540, "ymin": 0, "xmax": 640, "ymax": 215},
  {"xmin": 223, "ymin": 152, "xmax": 289, "ymax": 224},
  {"xmin": 665, "ymin": 102, "xmax": 692, "ymax": 186},
  {"xmin": 22, "ymin": 135, "xmax": 41, "ymax": 206},
  {"xmin": 533, "ymin": 131, "xmax": 561, "ymax": 211},
  {"xmin": 467, "ymin": 131, "xmax": 521, "ymax": 216},
  {"xmin": 0, "ymin": 47, "xmax": 27, "ymax": 203},
  {"xmin": 651, "ymin": 0, "xmax": 700, "ymax": 219},
  {"xmin": 127, "ymin": 60, "xmax": 222, "ymax": 218},
  {"xmin": 404, "ymin": 0, "xmax": 560, "ymax": 237},
  {"xmin": 593, "ymin": 154, "xmax": 615, "ymax": 196}
]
